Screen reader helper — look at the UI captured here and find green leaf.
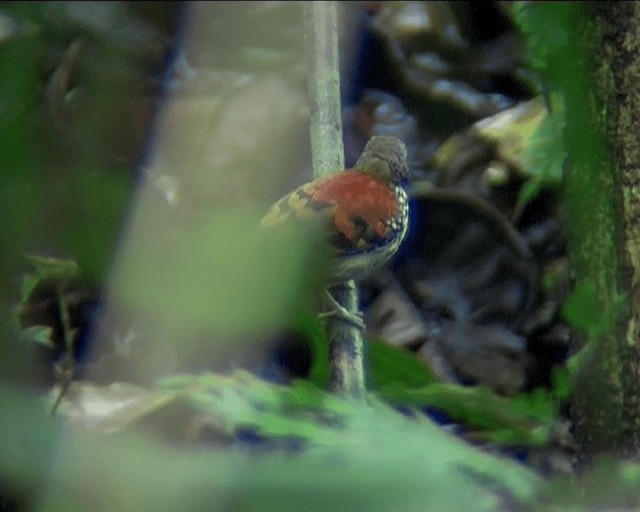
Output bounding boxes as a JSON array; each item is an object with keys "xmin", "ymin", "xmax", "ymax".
[
  {"xmin": 52, "ymin": 381, "xmax": 179, "ymax": 435},
  {"xmin": 299, "ymin": 313, "xmax": 330, "ymax": 387},
  {"xmin": 304, "ymin": 312, "xmax": 439, "ymax": 390},
  {"xmin": 521, "ymin": 108, "xmax": 565, "ymax": 184},
  {"xmin": 61, "ymin": 170, "xmax": 131, "ymax": 283},
  {"xmin": 20, "ymin": 254, "xmax": 82, "ymax": 303},
  {"xmin": 155, "ymin": 369, "xmax": 554, "ymax": 449},
  {"xmin": 379, "ymin": 383, "xmax": 556, "ymax": 446},
  {"xmin": 112, "ymin": 209, "xmax": 327, "ymax": 339},
  {"xmin": 514, "ymin": 178, "xmax": 543, "ymax": 218},
  {"xmin": 157, "ymin": 371, "xmax": 348, "ymax": 444},
  {"xmin": 514, "ymin": 106, "xmax": 566, "ymax": 213},
  {"xmin": 513, "ymin": 2, "xmax": 574, "ymax": 71},
  {"xmin": 1, "ymin": 382, "xmax": 541, "ymax": 512},
  {"xmin": 562, "ymin": 278, "xmax": 623, "ymax": 338},
  {"xmin": 473, "ymin": 97, "xmax": 547, "ymax": 171},
  {"xmin": 19, "ymin": 325, "xmax": 55, "ymax": 349},
  {"xmin": 550, "ymin": 366, "xmax": 572, "ymax": 401},
  {"xmin": 367, "ymin": 337, "xmax": 438, "ymax": 390}
]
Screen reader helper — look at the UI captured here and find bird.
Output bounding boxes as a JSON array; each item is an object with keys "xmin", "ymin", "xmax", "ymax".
[{"xmin": 261, "ymin": 135, "xmax": 410, "ymax": 327}]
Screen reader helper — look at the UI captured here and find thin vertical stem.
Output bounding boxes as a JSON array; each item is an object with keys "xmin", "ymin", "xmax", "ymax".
[{"xmin": 304, "ymin": 1, "xmax": 365, "ymax": 397}]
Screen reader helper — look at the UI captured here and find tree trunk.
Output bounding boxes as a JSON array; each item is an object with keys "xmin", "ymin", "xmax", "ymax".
[{"xmin": 566, "ymin": 2, "xmax": 640, "ymax": 458}]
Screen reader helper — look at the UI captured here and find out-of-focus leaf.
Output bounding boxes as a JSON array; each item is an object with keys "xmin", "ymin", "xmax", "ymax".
[
  {"xmin": 298, "ymin": 312, "xmax": 330, "ymax": 387},
  {"xmin": 367, "ymin": 337, "xmax": 439, "ymax": 390},
  {"xmin": 42, "ymin": 2, "xmax": 165, "ymax": 61},
  {"xmin": 379, "ymin": 383, "xmax": 555, "ymax": 446},
  {"xmin": 514, "ymin": 104, "xmax": 565, "ymax": 214},
  {"xmin": 20, "ymin": 255, "xmax": 82, "ymax": 303},
  {"xmin": 513, "ymin": 3, "xmax": 573, "ymax": 71},
  {"xmin": 1, "ymin": 383, "xmax": 540, "ymax": 512},
  {"xmin": 150, "ymin": 363, "xmax": 555, "ymax": 449},
  {"xmin": 551, "ymin": 366, "xmax": 572, "ymax": 401},
  {"xmin": 19, "ymin": 325, "xmax": 55, "ymax": 349},
  {"xmin": 157, "ymin": 370, "xmax": 348, "ymax": 444},
  {"xmin": 112, "ymin": 209, "xmax": 326, "ymax": 339},
  {"xmin": 52, "ymin": 381, "xmax": 179, "ymax": 435},
  {"xmin": 520, "ymin": 106, "xmax": 565, "ymax": 184},
  {"xmin": 514, "ymin": 178, "xmax": 543, "ymax": 216},
  {"xmin": 541, "ymin": 458, "xmax": 640, "ymax": 510},
  {"xmin": 562, "ymin": 279, "xmax": 622, "ymax": 338},
  {"xmin": 434, "ymin": 97, "xmax": 546, "ymax": 174},
  {"xmin": 473, "ymin": 97, "xmax": 546, "ymax": 171},
  {"xmin": 0, "ymin": 10, "xmax": 20, "ymax": 43},
  {"xmin": 61, "ymin": 169, "xmax": 131, "ymax": 283},
  {"xmin": 305, "ymin": 315, "xmax": 439, "ymax": 390},
  {"xmin": 436, "ymin": 97, "xmax": 564, "ymax": 213}
]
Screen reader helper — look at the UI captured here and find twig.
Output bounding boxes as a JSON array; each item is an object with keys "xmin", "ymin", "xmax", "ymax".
[
  {"xmin": 51, "ymin": 290, "xmax": 75, "ymax": 415},
  {"xmin": 304, "ymin": 2, "xmax": 365, "ymax": 397}
]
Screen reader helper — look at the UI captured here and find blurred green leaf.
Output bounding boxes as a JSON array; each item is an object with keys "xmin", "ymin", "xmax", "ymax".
[
  {"xmin": 514, "ymin": 178, "xmax": 543, "ymax": 217},
  {"xmin": 541, "ymin": 457, "xmax": 640, "ymax": 510},
  {"xmin": 300, "ymin": 312, "xmax": 330, "ymax": 387},
  {"xmin": 521, "ymin": 107, "xmax": 565, "ymax": 184},
  {"xmin": 20, "ymin": 255, "xmax": 82, "ymax": 303},
  {"xmin": 513, "ymin": 2, "xmax": 573, "ymax": 71},
  {"xmin": 296, "ymin": 320, "xmax": 558, "ymax": 447},
  {"xmin": 157, "ymin": 370, "xmax": 348, "ymax": 444},
  {"xmin": 472, "ymin": 97, "xmax": 565, "ymax": 213},
  {"xmin": 367, "ymin": 337, "xmax": 438, "ymax": 390},
  {"xmin": 550, "ymin": 366, "xmax": 572, "ymax": 401},
  {"xmin": 2, "ymin": 382, "xmax": 540, "ymax": 512},
  {"xmin": 0, "ymin": 4, "xmax": 42, "ymax": 267},
  {"xmin": 62, "ymin": 169, "xmax": 131, "ymax": 283},
  {"xmin": 112, "ymin": 209, "xmax": 326, "ymax": 338},
  {"xmin": 305, "ymin": 317, "xmax": 439, "ymax": 390},
  {"xmin": 52, "ymin": 381, "xmax": 179, "ymax": 435},
  {"xmin": 379, "ymin": 383, "xmax": 556, "ymax": 446},
  {"xmin": 473, "ymin": 97, "xmax": 546, "ymax": 171},
  {"xmin": 19, "ymin": 325, "xmax": 55, "ymax": 349},
  {"xmin": 514, "ymin": 106, "xmax": 565, "ymax": 214},
  {"xmin": 436, "ymin": 97, "xmax": 564, "ymax": 210},
  {"xmin": 562, "ymin": 279, "xmax": 622, "ymax": 338}
]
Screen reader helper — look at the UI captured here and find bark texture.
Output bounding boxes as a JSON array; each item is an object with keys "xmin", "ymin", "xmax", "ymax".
[{"xmin": 567, "ymin": 2, "xmax": 640, "ymax": 457}]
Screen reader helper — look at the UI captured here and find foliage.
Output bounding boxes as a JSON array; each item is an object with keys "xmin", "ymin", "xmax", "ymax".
[
  {"xmin": 0, "ymin": 3, "xmax": 134, "ymax": 284},
  {"xmin": 515, "ymin": 0, "xmax": 637, "ymax": 464},
  {"xmin": 515, "ymin": 0, "xmax": 624, "ymax": 367},
  {"xmin": 516, "ymin": 104, "xmax": 565, "ymax": 216},
  {"xmin": 19, "ymin": 374, "xmax": 541, "ymax": 512},
  {"xmin": 18, "ymin": 255, "xmax": 83, "ymax": 304},
  {"xmin": 380, "ymin": 383, "xmax": 556, "ymax": 446},
  {"xmin": 6, "ymin": 2, "xmax": 638, "ymax": 511},
  {"xmin": 308, "ymin": 321, "xmax": 563, "ymax": 447}
]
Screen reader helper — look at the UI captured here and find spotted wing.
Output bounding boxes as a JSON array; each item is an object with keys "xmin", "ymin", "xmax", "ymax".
[
  {"xmin": 261, "ymin": 175, "xmax": 338, "ymax": 227},
  {"xmin": 262, "ymin": 171, "xmax": 404, "ymax": 254}
]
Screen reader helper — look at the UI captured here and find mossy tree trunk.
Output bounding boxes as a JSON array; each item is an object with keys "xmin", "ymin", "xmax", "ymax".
[{"xmin": 563, "ymin": 2, "xmax": 640, "ymax": 457}]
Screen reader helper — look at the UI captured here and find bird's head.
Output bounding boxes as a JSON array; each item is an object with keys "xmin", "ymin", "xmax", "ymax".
[{"xmin": 354, "ymin": 135, "xmax": 409, "ymax": 185}]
